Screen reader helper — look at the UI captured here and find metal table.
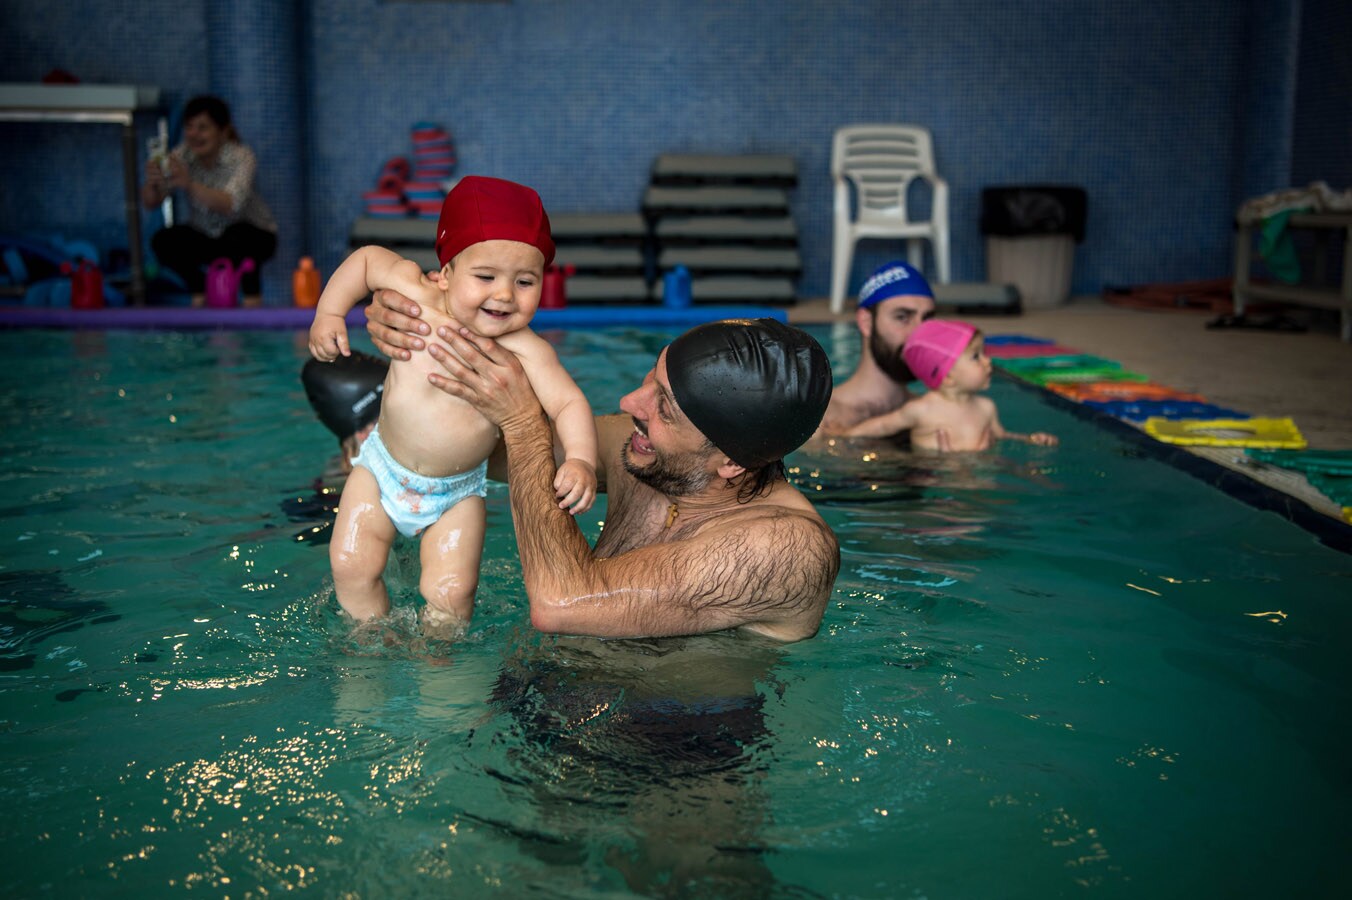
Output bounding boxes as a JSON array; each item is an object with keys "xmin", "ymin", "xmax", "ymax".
[
  {"xmin": 0, "ymin": 83, "xmax": 166, "ymax": 305},
  {"xmin": 1233, "ymin": 211, "xmax": 1352, "ymax": 342}
]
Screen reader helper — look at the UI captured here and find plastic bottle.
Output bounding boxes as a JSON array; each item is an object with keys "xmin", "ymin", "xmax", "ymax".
[{"xmin": 293, "ymin": 257, "xmax": 320, "ymax": 307}]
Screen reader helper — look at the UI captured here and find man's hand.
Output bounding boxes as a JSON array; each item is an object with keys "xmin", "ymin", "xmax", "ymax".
[
  {"xmin": 554, "ymin": 458, "xmax": 597, "ymax": 515},
  {"xmin": 425, "ymin": 327, "xmax": 543, "ymax": 436},
  {"xmin": 364, "ymin": 287, "xmax": 431, "ymax": 360},
  {"xmin": 1028, "ymin": 432, "xmax": 1059, "ymax": 446}
]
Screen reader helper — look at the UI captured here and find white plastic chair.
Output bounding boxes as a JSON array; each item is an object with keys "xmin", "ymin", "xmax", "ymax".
[{"xmin": 830, "ymin": 124, "xmax": 951, "ymax": 312}]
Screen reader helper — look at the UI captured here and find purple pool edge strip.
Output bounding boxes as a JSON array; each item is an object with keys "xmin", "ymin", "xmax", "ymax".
[{"xmin": 0, "ymin": 305, "xmax": 786, "ymax": 330}]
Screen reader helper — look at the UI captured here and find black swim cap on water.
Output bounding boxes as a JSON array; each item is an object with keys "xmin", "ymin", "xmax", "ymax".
[
  {"xmin": 665, "ymin": 318, "xmax": 832, "ymax": 469},
  {"xmin": 301, "ymin": 351, "xmax": 387, "ymax": 439}
]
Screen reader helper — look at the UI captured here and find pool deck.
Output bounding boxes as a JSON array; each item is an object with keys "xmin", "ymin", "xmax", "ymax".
[{"xmin": 786, "ymin": 295, "xmax": 1352, "ymax": 532}]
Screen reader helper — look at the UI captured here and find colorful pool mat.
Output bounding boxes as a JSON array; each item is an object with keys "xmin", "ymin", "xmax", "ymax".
[
  {"xmin": 1247, "ymin": 450, "xmax": 1352, "ymax": 521},
  {"xmin": 1143, "ymin": 417, "xmax": 1307, "ymax": 449},
  {"xmin": 985, "ymin": 343, "xmax": 1080, "ymax": 359},
  {"xmin": 995, "ymin": 353, "xmax": 1122, "ymax": 372},
  {"xmin": 989, "ymin": 333, "xmax": 1338, "ymax": 521},
  {"xmin": 1044, "ymin": 381, "xmax": 1208, "ymax": 403},
  {"xmin": 1082, "ymin": 400, "xmax": 1245, "ymax": 422}
]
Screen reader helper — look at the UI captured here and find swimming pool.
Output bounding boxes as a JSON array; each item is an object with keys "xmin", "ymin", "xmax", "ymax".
[{"xmin": 2, "ymin": 326, "xmax": 1349, "ymax": 897}]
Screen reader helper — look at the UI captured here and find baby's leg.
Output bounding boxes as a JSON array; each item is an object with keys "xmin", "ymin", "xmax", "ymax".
[
  {"xmin": 329, "ymin": 467, "xmax": 398, "ymax": 620},
  {"xmin": 418, "ymin": 496, "xmax": 487, "ymax": 628}
]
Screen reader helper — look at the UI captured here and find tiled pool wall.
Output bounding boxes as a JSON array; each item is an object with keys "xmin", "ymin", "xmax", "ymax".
[{"xmin": 1, "ymin": 0, "xmax": 1347, "ymax": 305}]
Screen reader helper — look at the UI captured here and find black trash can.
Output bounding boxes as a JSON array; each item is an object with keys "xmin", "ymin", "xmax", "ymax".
[{"xmin": 981, "ymin": 186, "xmax": 1088, "ymax": 308}]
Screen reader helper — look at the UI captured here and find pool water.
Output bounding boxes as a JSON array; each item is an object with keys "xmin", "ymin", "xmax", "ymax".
[{"xmin": 1, "ymin": 327, "xmax": 1349, "ymax": 898}]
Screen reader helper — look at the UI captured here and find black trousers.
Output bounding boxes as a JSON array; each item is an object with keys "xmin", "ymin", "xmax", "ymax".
[{"xmin": 151, "ymin": 223, "xmax": 277, "ymax": 294}]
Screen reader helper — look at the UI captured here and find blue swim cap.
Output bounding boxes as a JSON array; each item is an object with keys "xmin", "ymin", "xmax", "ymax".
[{"xmin": 858, "ymin": 261, "xmax": 933, "ymax": 309}]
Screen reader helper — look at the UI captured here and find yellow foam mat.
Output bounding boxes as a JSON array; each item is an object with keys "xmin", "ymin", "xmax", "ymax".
[{"xmin": 1143, "ymin": 417, "xmax": 1307, "ymax": 449}]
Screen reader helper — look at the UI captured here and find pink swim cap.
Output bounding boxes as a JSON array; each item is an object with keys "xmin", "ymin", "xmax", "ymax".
[
  {"xmin": 435, "ymin": 175, "xmax": 555, "ymax": 267},
  {"xmin": 902, "ymin": 320, "xmax": 977, "ymax": 389}
]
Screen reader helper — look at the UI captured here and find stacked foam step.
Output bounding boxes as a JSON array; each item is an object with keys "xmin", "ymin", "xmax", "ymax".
[
  {"xmin": 642, "ymin": 154, "xmax": 801, "ymax": 304},
  {"xmin": 364, "ymin": 158, "xmax": 411, "ymax": 218},
  {"xmin": 411, "ymin": 123, "xmax": 455, "ymax": 182},
  {"xmin": 405, "ymin": 123, "xmax": 455, "ymax": 220},
  {"xmin": 346, "ymin": 213, "xmax": 651, "ymax": 303},
  {"xmin": 359, "ymin": 123, "xmax": 456, "ymax": 222},
  {"xmin": 551, "ymin": 213, "xmax": 650, "ymax": 303},
  {"xmin": 349, "ymin": 216, "xmax": 438, "ymax": 273}
]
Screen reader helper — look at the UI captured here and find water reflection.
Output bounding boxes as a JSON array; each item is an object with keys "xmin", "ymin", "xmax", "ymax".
[{"xmin": 482, "ymin": 632, "xmax": 796, "ymax": 897}]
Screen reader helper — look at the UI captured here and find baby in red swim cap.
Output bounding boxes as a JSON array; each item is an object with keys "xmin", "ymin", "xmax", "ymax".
[
  {"xmin": 843, "ymin": 319, "xmax": 1057, "ymax": 452},
  {"xmin": 308, "ymin": 176, "xmax": 596, "ymax": 630}
]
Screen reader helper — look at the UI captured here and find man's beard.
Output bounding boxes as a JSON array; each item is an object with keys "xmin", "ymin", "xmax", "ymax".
[
  {"xmin": 870, "ymin": 327, "xmax": 916, "ymax": 384},
  {"xmin": 622, "ymin": 435, "xmax": 714, "ymax": 497}
]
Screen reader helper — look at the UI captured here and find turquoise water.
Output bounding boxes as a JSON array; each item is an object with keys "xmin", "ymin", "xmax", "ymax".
[{"xmin": 1, "ymin": 326, "xmax": 1349, "ymax": 898}]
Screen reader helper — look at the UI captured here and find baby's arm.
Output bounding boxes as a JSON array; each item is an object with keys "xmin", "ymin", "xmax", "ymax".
[
  {"xmin": 842, "ymin": 401, "xmax": 924, "ymax": 439},
  {"xmin": 309, "ymin": 246, "xmax": 441, "ymax": 361},
  {"xmin": 989, "ymin": 404, "xmax": 1059, "ymax": 446},
  {"xmin": 516, "ymin": 338, "xmax": 598, "ymax": 514}
]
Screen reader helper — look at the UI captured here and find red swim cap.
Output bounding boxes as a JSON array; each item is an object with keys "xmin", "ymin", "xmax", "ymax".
[{"xmin": 435, "ymin": 175, "xmax": 555, "ymax": 267}]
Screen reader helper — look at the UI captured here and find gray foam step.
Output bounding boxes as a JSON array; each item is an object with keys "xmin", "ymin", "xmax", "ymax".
[
  {"xmin": 655, "ymin": 215, "xmax": 797, "ymax": 244},
  {"xmin": 657, "ymin": 275, "xmax": 797, "ymax": 303},
  {"xmin": 349, "ymin": 217, "xmax": 437, "ymax": 246},
  {"xmin": 350, "ymin": 220, "xmax": 644, "ymax": 276},
  {"xmin": 555, "ymin": 245, "xmax": 645, "ymax": 272},
  {"xmin": 651, "ymin": 154, "xmax": 798, "ymax": 187},
  {"xmin": 398, "ymin": 247, "xmax": 441, "ymax": 272},
  {"xmin": 658, "ymin": 246, "xmax": 801, "ymax": 274},
  {"xmin": 565, "ymin": 275, "xmax": 651, "ymax": 303},
  {"xmin": 933, "ymin": 282, "xmax": 1022, "ymax": 311},
  {"xmin": 642, "ymin": 186, "xmax": 790, "ymax": 216},
  {"xmin": 550, "ymin": 212, "xmax": 648, "ymax": 242}
]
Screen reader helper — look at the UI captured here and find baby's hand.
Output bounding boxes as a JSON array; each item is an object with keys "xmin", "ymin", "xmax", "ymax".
[
  {"xmin": 554, "ymin": 458, "xmax": 597, "ymax": 515},
  {"xmin": 1029, "ymin": 432, "xmax": 1059, "ymax": 446},
  {"xmin": 309, "ymin": 312, "xmax": 351, "ymax": 361}
]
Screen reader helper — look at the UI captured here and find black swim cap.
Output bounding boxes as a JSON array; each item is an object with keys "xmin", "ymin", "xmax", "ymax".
[
  {"xmin": 301, "ymin": 351, "xmax": 387, "ymax": 440},
  {"xmin": 665, "ymin": 318, "xmax": 832, "ymax": 469}
]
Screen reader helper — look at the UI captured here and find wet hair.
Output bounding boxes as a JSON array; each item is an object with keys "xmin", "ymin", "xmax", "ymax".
[{"xmin": 733, "ymin": 460, "xmax": 786, "ymax": 502}]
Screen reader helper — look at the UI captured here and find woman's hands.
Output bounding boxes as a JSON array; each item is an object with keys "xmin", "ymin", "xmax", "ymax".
[{"xmin": 163, "ymin": 155, "xmax": 191, "ymax": 190}]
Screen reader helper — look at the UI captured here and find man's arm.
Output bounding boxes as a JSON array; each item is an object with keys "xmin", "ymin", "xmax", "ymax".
[
  {"xmin": 426, "ymin": 328, "xmax": 835, "ymax": 642},
  {"xmin": 495, "ymin": 407, "xmax": 833, "ymax": 641}
]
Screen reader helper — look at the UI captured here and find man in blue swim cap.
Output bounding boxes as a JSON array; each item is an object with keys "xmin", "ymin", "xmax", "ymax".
[
  {"xmin": 816, "ymin": 260, "xmax": 938, "ymax": 436},
  {"xmin": 366, "ymin": 296, "xmax": 839, "ymax": 643}
]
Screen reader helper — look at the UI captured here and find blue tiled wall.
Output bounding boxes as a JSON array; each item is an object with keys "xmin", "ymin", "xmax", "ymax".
[
  {"xmin": 1, "ymin": 0, "xmax": 1343, "ymax": 305},
  {"xmin": 1292, "ymin": 0, "xmax": 1352, "ymax": 191}
]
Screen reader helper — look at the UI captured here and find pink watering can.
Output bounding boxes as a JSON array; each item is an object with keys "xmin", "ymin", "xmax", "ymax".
[
  {"xmin": 540, "ymin": 263, "xmax": 575, "ymax": 310},
  {"xmin": 205, "ymin": 257, "xmax": 255, "ymax": 308}
]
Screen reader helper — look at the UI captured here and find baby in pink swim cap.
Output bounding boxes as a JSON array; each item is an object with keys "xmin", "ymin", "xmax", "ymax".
[{"xmin": 843, "ymin": 319, "xmax": 1057, "ymax": 451}]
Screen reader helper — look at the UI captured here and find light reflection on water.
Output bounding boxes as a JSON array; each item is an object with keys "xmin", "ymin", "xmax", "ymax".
[{"xmin": 1, "ymin": 328, "xmax": 1350, "ymax": 897}]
